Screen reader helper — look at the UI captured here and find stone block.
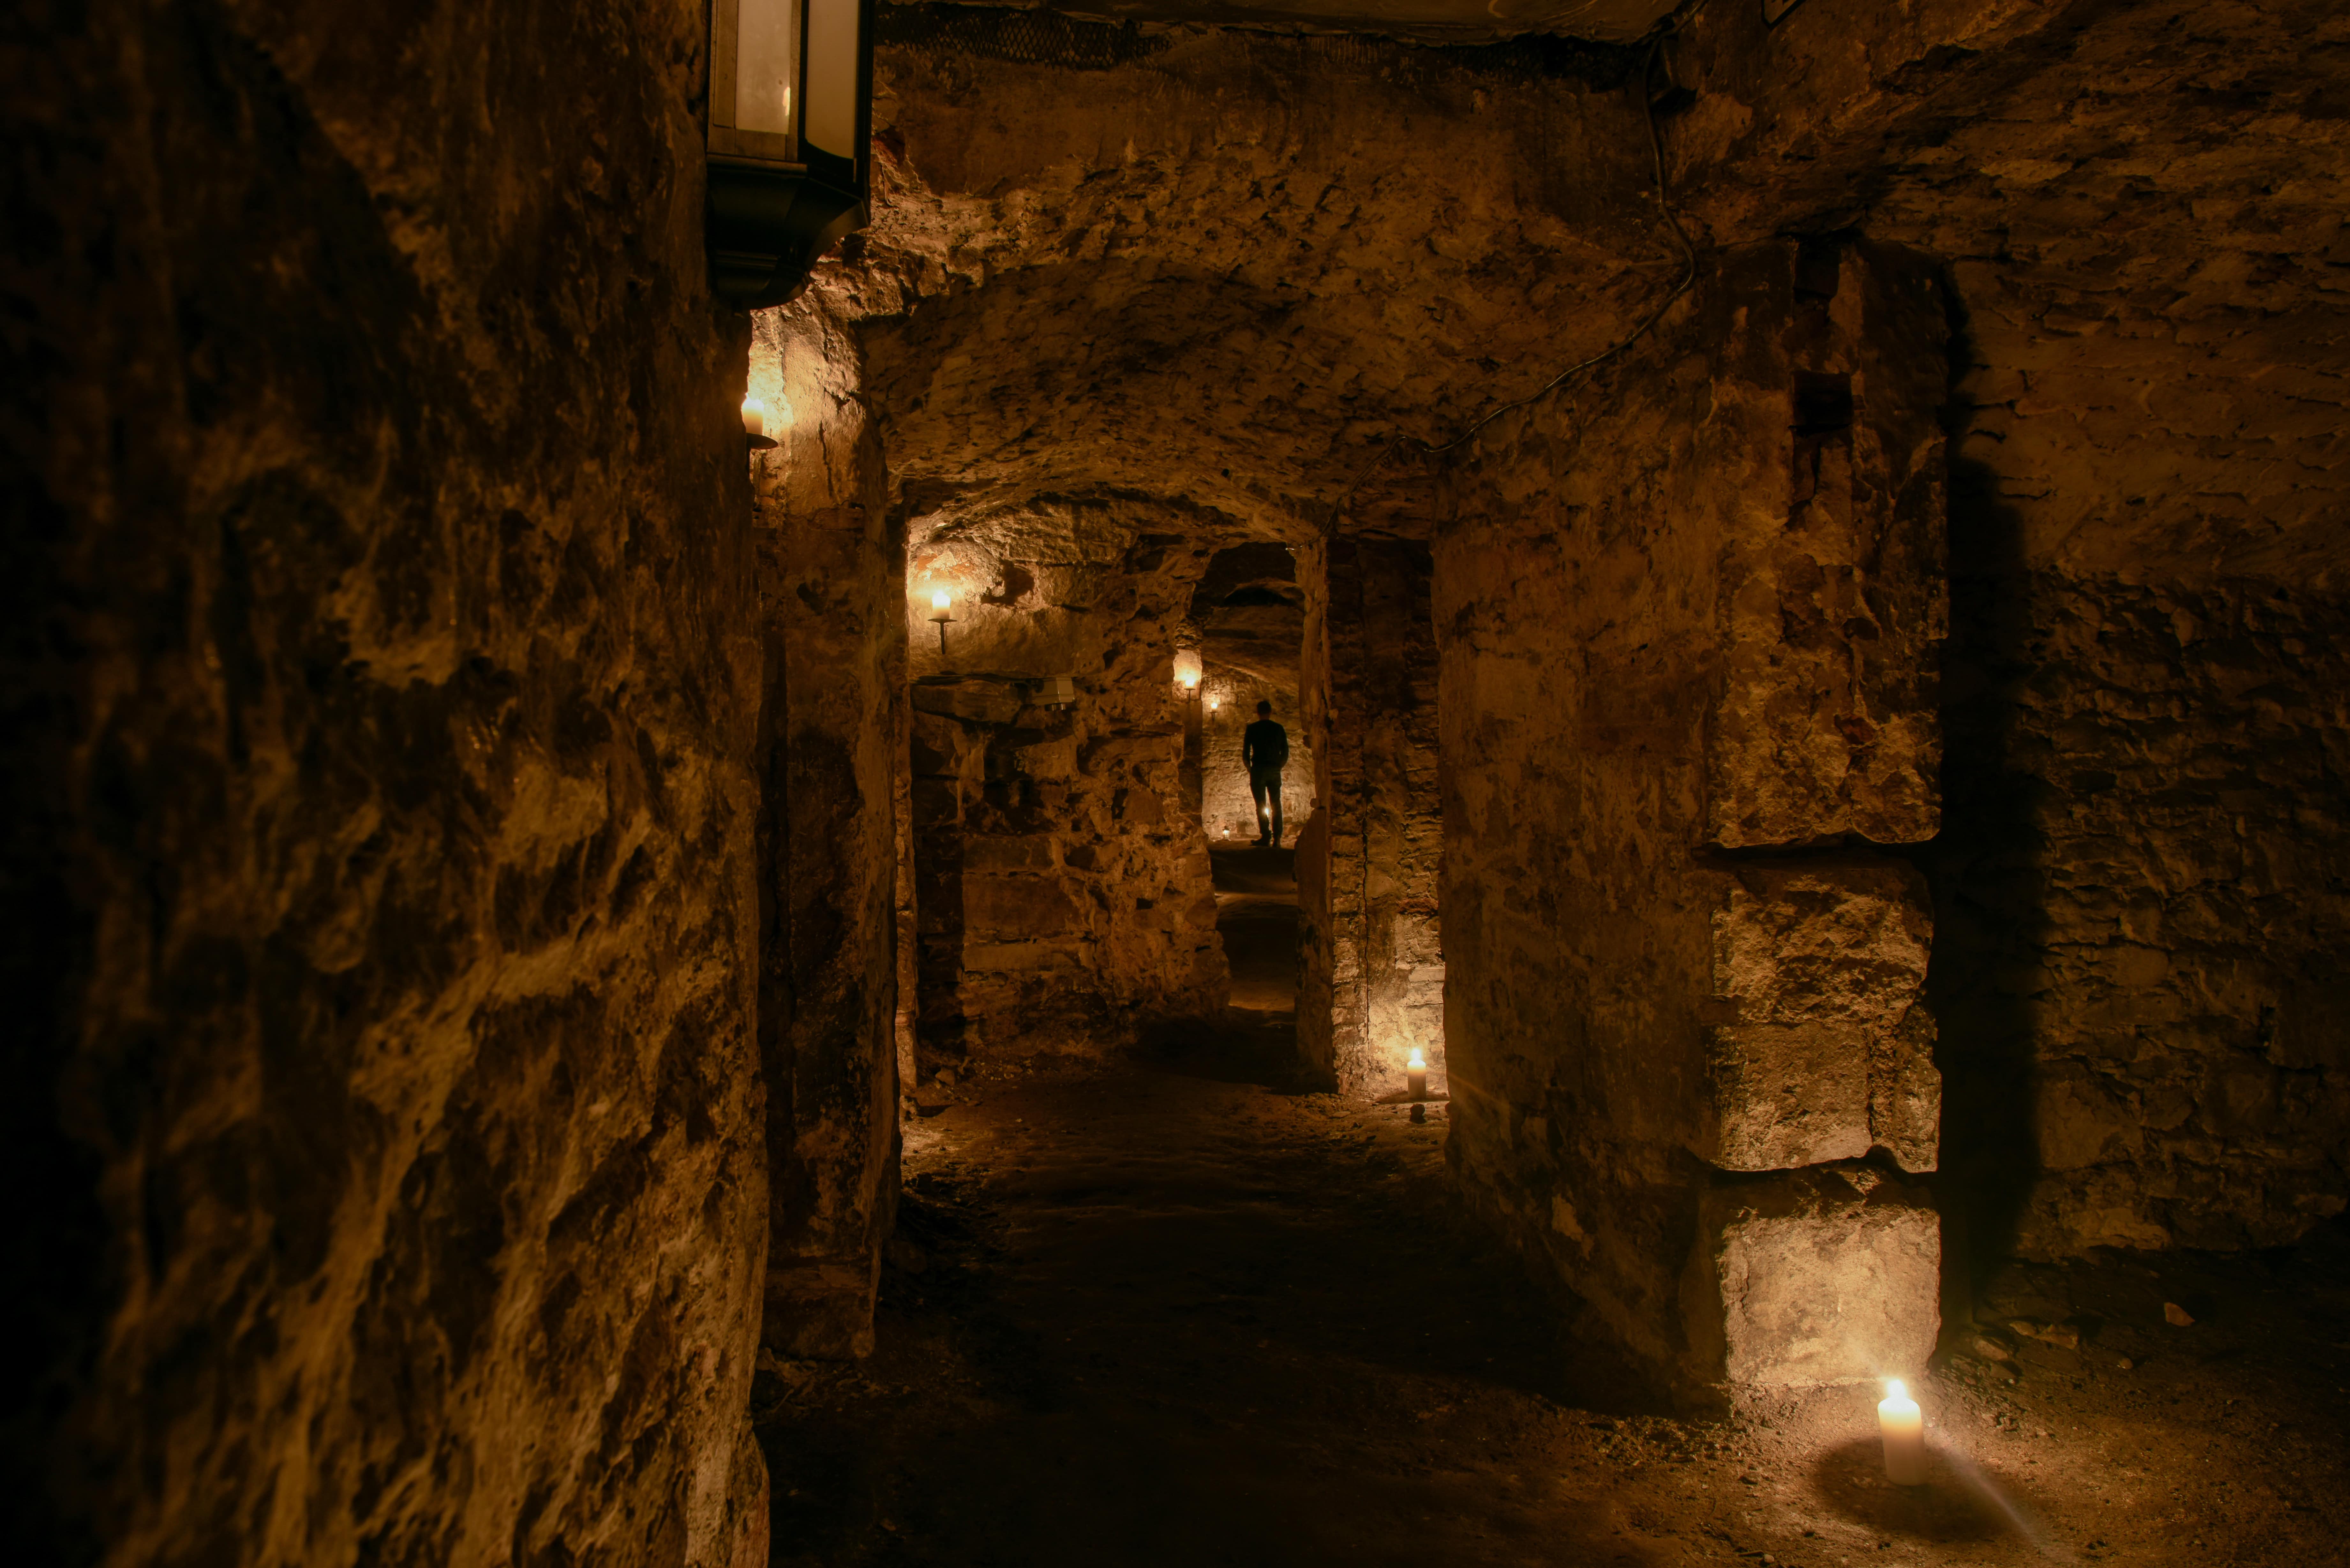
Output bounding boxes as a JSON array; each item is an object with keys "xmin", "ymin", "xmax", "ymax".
[
  {"xmin": 912, "ymin": 677, "xmax": 1024, "ymax": 725},
  {"xmin": 1697, "ymin": 858, "xmax": 1938, "ymax": 1172},
  {"xmin": 910, "ymin": 712, "xmax": 980, "ymax": 777},
  {"xmin": 1706, "ymin": 242, "xmax": 1947, "ymax": 850},
  {"xmin": 963, "ymin": 835, "xmax": 1059, "ymax": 872},
  {"xmin": 1688, "ymin": 1169, "xmax": 1941, "ymax": 1388},
  {"xmin": 1003, "ymin": 737, "xmax": 1079, "ymax": 778},
  {"xmin": 911, "ymin": 777, "xmax": 964, "ymax": 827},
  {"xmin": 963, "ymin": 874, "xmax": 1086, "ymax": 942},
  {"xmin": 1114, "ymin": 787, "xmax": 1165, "ymax": 827},
  {"xmin": 961, "ymin": 940, "xmax": 1090, "ymax": 973}
]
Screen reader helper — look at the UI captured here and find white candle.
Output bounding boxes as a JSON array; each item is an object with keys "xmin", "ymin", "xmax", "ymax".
[
  {"xmin": 1406, "ymin": 1047, "xmax": 1428, "ymax": 1102},
  {"xmin": 1878, "ymin": 1379, "xmax": 1926, "ymax": 1485},
  {"xmin": 931, "ymin": 588, "xmax": 951, "ymax": 613},
  {"xmin": 741, "ymin": 397, "xmax": 766, "ymax": 438}
]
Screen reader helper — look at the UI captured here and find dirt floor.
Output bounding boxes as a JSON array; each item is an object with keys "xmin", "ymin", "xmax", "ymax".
[{"xmin": 756, "ymin": 854, "xmax": 2350, "ymax": 1566}]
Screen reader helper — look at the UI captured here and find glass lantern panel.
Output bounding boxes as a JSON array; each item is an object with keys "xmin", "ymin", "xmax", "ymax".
[
  {"xmin": 803, "ymin": 0, "xmax": 860, "ymax": 163},
  {"xmin": 736, "ymin": 0, "xmax": 799, "ymax": 138}
]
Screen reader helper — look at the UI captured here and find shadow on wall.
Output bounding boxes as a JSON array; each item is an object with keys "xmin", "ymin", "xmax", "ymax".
[{"xmin": 1917, "ymin": 285, "xmax": 2045, "ymax": 1298}]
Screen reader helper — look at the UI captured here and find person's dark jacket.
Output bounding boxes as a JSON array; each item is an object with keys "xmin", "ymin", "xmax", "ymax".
[{"xmin": 1243, "ymin": 718, "xmax": 1288, "ymax": 775}]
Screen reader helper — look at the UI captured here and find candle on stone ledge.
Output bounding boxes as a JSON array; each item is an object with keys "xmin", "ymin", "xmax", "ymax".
[
  {"xmin": 741, "ymin": 397, "xmax": 766, "ymax": 438},
  {"xmin": 1406, "ymin": 1047, "xmax": 1427, "ymax": 1102},
  {"xmin": 1878, "ymin": 1378, "xmax": 1926, "ymax": 1485}
]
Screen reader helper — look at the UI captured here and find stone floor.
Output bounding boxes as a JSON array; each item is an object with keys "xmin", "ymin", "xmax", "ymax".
[
  {"xmin": 1209, "ymin": 844, "xmax": 1299, "ymax": 1017},
  {"xmin": 755, "ymin": 1036, "xmax": 2350, "ymax": 1567}
]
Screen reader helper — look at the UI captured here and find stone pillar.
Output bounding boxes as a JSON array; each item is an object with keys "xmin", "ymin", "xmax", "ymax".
[
  {"xmin": 752, "ymin": 307, "xmax": 904, "ymax": 1359},
  {"xmin": 1439, "ymin": 239, "xmax": 1948, "ymax": 1394},
  {"xmin": 1304, "ymin": 537, "xmax": 1445, "ymax": 1096}
]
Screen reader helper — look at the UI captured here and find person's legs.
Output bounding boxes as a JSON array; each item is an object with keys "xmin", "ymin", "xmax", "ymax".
[{"xmin": 1251, "ymin": 770, "xmax": 1283, "ymax": 845}]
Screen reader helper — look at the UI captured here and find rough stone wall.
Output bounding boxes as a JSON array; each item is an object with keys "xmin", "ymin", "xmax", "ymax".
[
  {"xmin": 751, "ymin": 307, "xmax": 904, "ymax": 1358},
  {"xmin": 1437, "ymin": 240, "xmax": 1948, "ymax": 1393},
  {"xmin": 5, "ymin": 2, "xmax": 769, "ymax": 1563},
  {"xmin": 1663, "ymin": 0, "xmax": 2350, "ymax": 1268},
  {"xmin": 906, "ymin": 511, "xmax": 1227, "ymax": 1062}
]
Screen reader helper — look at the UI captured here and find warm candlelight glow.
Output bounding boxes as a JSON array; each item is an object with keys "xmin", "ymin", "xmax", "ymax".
[
  {"xmin": 1408, "ymin": 1047, "xmax": 1426, "ymax": 1071},
  {"xmin": 1405, "ymin": 1045, "xmax": 1429, "ymax": 1103},
  {"xmin": 931, "ymin": 588, "xmax": 951, "ymax": 613},
  {"xmin": 1172, "ymin": 648, "xmax": 1203, "ymax": 690},
  {"xmin": 1878, "ymin": 1378, "xmax": 1926, "ymax": 1486},
  {"xmin": 741, "ymin": 397, "xmax": 767, "ymax": 438}
]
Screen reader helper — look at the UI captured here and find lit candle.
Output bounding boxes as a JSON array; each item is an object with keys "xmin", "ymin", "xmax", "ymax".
[
  {"xmin": 931, "ymin": 588, "xmax": 951, "ymax": 613},
  {"xmin": 1878, "ymin": 1379, "xmax": 1926, "ymax": 1485},
  {"xmin": 1406, "ymin": 1047, "xmax": 1428, "ymax": 1102},
  {"xmin": 1208, "ymin": 695, "xmax": 1220, "ymax": 713},
  {"xmin": 741, "ymin": 397, "xmax": 766, "ymax": 438}
]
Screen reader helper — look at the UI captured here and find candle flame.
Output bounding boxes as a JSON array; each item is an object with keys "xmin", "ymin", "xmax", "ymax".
[
  {"xmin": 1884, "ymin": 1378, "xmax": 1909, "ymax": 1401},
  {"xmin": 931, "ymin": 588, "xmax": 951, "ymax": 612},
  {"xmin": 1407, "ymin": 1047, "xmax": 1426, "ymax": 1070}
]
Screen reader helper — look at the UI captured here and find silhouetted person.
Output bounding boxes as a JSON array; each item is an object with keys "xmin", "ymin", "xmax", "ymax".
[{"xmin": 1242, "ymin": 700, "xmax": 1289, "ymax": 847}]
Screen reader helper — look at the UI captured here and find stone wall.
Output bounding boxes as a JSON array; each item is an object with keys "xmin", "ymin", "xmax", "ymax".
[
  {"xmin": 1437, "ymin": 240, "xmax": 1949, "ymax": 1394},
  {"xmin": 906, "ymin": 509, "xmax": 1227, "ymax": 1063},
  {"xmin": 4, "ymin": 1, "xmax": 772, "ymax": 1562},
  {"xmin": 1665, "ymin": 0, "xmax": 2350, "ymax": 1273},
  {"xmin": 750, "ymin": 306, "xmax": 905, "ymax": 1358},
  {"xmin": 1921, "ymin": 250, "xmax": 2350, "ymax": 1263}
]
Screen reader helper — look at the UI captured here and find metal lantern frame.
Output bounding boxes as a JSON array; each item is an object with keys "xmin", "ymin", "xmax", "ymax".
[{"xmin": 705, "ymin": 0, "xmax": 875, "ymax": 309}]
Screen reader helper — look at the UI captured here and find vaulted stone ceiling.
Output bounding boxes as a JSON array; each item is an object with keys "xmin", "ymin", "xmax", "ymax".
[{"xmin": 824, "ymin": 0, "xmax": 2350, "ymax": 586}]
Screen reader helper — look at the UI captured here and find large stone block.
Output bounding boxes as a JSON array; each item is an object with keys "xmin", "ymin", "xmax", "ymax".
[
  {"xmin": 1687, "ymin": 1169, "xmax": 1941, "ymax": 1388},
  {"xmin": 1697, "ymin": 859, "xmax": 1938, "ymax": 1172},
  {"xmin": 1706, "ymin": 241, "xmax": 1947, "ymax": 850},
  {"xmin": 963, "ymin": 834, "xmax": 1059, "ymax": 871},
  {"xmin": 912, "ymin": 677, "xmax": 1024, "ymax": 725},
  {"xmin": 962, "ymin": 873, "xmax": 1087, "ymax": 942}
]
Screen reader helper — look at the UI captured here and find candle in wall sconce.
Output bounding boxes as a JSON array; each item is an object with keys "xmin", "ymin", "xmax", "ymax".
[
  {"xmin": 927, "ymin": 587, "xmax": 955, "ymax": 659},
  {"xmin": 1172, "ymin": 648, "xmax": 1203, "ymax": 693},
  {"xmin": 741, "ymin": 397, "xmax": 778, "ymax": 450},
  {"xmin": 1878, "ymin": 1379, "xmax": 1926, "ymax": 1485}
]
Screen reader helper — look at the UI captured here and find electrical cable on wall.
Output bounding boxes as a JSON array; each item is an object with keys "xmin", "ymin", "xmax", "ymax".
[{"xmin": 1321, "ymin": 11, "xmax": 1706, "ymax": 533}]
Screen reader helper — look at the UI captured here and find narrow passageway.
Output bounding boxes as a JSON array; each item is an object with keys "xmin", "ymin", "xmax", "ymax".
[{"xmin": 1211, "ymin": 844, "xmax": 1299, "ymax": 1018}]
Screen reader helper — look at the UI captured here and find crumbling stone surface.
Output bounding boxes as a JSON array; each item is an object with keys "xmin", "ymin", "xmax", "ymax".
[
  {"xmin": 1689, "ymin": 1168, "xmax": 1942, "ymax": 1389},
  {"xmin": 1701, "ymin": 859, "xmax": 1937, "ymax": 1175},
  {"xmin": 5, "ymin": 0, "xmax": 770, "ymax": 1561},
  {"xmin": 906, "ymin": 508, "xmax": 1228, "ymax": 1059}
]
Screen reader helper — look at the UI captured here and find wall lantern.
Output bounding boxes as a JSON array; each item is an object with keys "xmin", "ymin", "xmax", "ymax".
[
  {"xmin": 706, "ymin": 0, "xmax": 874, "ymax": 309},
  {"xmin": 1172, "ymin": 649, "xmax": 1203, "ymax": 694}
]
